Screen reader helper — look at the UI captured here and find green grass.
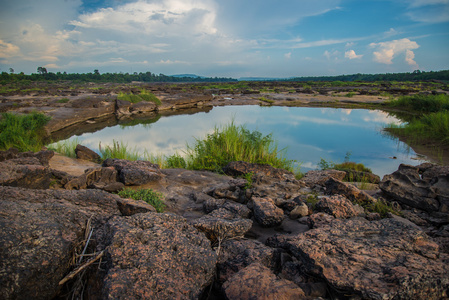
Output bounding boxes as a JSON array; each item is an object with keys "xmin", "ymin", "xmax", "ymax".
[
  {"xmin": 56, "ymin": 98, "xmax": 70, "ymax": 103},
  {"xmin": 333, "ymin": 161, "xmax": 372, "ymax": 173},
  {"xmin": 47, "ymin": 138, "xmax": 80, "ymax": 158},
  {"xmin": 388, "ymin": 94, "xmax": 449, "ymax": 113},
  {"xmin": 116, "ymin": 188, "xmax": 165, "ymax": 212},
  {"xmin": 117, "ymin": 89, "xmax": 161, "ymax": 105},
  {"xmin": 183, "ymin": 121, "xmax": 295, "ymax": 172},
  {"xmin": 259, "ymin": 97, "xmax": 275, "ymax": 105},
  {"xmin": 0, "ymin": 112, "xmax": 51, "ymax": 152},
  {"xmin": 386, "ymin": 110, "xmax": 449, "ymax": 144},
  {"xmin": 99, "ymin": 140, "xmax": 141, "ymax": 161}
]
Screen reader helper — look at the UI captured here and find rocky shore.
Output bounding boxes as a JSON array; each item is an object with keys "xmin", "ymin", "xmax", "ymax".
[{"xmin": 1, "ymin": 147, "xmax": 448, "ymax": 299}]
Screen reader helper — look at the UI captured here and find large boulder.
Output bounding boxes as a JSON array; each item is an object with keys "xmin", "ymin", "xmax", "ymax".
[
  {"xmin": 64, "ymin": 167, "xmax": 120, "ymax": 190},
  {"xmin": 223, "ymin": 161, "xmax": 295, "ymax": 181},
  {"xmin": 102, "ymin": 213, "xmax": 217, "ymax": 299},
  {"xmin": 325, "ymin": 177, "xmax": 376, "ymax": 205},
  {"xmin": 380, "ymin": 163, "xmax": 449, "ymax": 213},
  {"xmin": 102, "ymin": 158, "xmax": 163, "ymax": 185},
  {"xmin": 251, "ymin": 197, "xmax": 284, "ymax": 227},
  {"xmin": 222, "ymin": 263, "xmax": 305, "ymax": 300},
  {"xmin": 315, "ymin": 195, "xmax": 363, "ymax": 218},
  {"xmin": 0, "ymin": 156, "xmax": 53, "ymax": 189},
  {"xmin": 302, "ymin": 169, "xmax": 346, "ymax": 187},
  {"xmin": 0, "ymin": 186, "xmax": 121, "ymax": 300},
  {"xmin": 268, "ymin": 217, "xmax": 449, "ymax": 299}
]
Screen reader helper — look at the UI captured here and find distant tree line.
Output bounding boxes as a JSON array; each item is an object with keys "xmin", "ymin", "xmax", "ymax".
[
  {"xmin": 0, "ymin": 68, "xmax": 237, "ymax": 83},
  {"xmin": 288, "ymin": 70, "xmax": 449, "ymax": 82}
]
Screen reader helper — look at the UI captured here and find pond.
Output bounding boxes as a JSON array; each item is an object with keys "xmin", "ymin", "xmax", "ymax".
[{"xmin": 58, "ymin": 105, "xmax": 426, "ymax": 177}]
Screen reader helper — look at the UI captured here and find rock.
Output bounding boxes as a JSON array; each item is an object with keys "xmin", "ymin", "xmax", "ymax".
[
  {"xmin": 217, "ymin": 239, "xmax": 277, "ymax": 284},
  {"xmin": 269, "ymin": 217, "xmax": 449, "ymax": 300},
  {"xmin": 0, "ymin": 148, "xmax": 54, "ymax": 166},
  {"xmin": 102, "ymin": 158, "xmax": 163, "ymax": 185},
  {"xmin": 223, "ymin": 161, "xmax": 295, "ymax": 180},
  {"xmin": 205, "ymin": 178, "xmax": 248, "ymax": 203},
  {"xmin": 252, "ymin": 197, "xmax": 284, "ymax": 227},
  {"xmin": 315, "ymin": 195, "xmax": 361, "ymax": 218},
  {"xmin": 64, "ymin": 167, "xmax": 118, "ymax": 190},
  {"xmin": 75, "ymin": 144, "xmax": 101, "ymax": 163},
  {"xmin": 203, "ymin": 198, "xmax": 251, "ymax": 218},
  {"xmin": 192, "ymin": 208, "xmax": 253, "ymax": 241},
  {"xmin": 325, "ymin": 177, "xmax": 376, "ymax": 204},
  {"xmin": 222, "ymin": 263, "xmax": 305, "ymax": 300},
  {"xmin": 0, "ymin": 186, "xmax": 121, "ymax": 300},
  {"xmin": 380, "ymin": 163, "xmax": 449, "ymax": 213},
  {"xmin": 116, "ymin": 197, "xmax": 157, "ymax": 215},
  {"xmin": 130, "ymin": 100, "xmax": 157, "ymax": 113},
  {"xmin": 289, "ymin": 203, "xmax": 309, "ymax": 219},
  {"xmin": 0, "ymin": 156, "xmax": 52, "ymax": 189},
  {"xmin": 102, "ymin": 213, "xmax": 217, "ymax": 299},
  {"xmin": 302, "ymin": 169, "xmax": 346, "ymax": 187},
  {"xmin": 115, "ymin": 98, "xmax": 132, "ymax": 116},
  {"xmin": 306, "ymin": 212, "xmax": 335, "ymax": 228}
]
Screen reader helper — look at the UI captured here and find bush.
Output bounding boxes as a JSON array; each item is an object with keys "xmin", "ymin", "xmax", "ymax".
[
  {"xmin": 117, "ymin": 90, "xmax": 161, "ymax": 105},
  {"xmin": 116, "ymin": 188, "xmax": 165, "ymax": 212},
  {"xmin": 388, "ymin": 94, "xmax": 449, "ymax": 113},
  {"xmin": 0, "ymin": 112, "xmax": 51, "ymax": 151},
  {"xmin": 184, "ymin": 121, "xmax": 295, "ymax": 172}
]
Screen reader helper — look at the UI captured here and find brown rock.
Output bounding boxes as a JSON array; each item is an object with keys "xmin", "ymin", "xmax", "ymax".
[
  {"xmin": 0, "ymin": 157, "xmax": 52, "ymax": 189},
  {"xmin": 302, "ymin": 169, "xmax": 346, "ymax": 187},
  {"xmin": 223, "ymin": 161, "xmax": 295, "ymax": 180},
  {"xmin": 325, "ymin": 177, "xmax": 376, "ymax": 204},
  {"xmin": 102, "ymin": 158, "xmax": 163, "ymax": 185},
  {"xmin": 116, "ymin": 197, "xmax": 157, "ymax": 215},
  {"xmin": 75, "ymin": 144, "xmax": 101, "ymax": 163},
  {"xmin": 269, "ymin": 217, "xmax": 449, "ymax": 299},
  {"xmin": 64, "ymin": 167, "xmax": 118, "ymax": 190},
  {"xmin": 222, "ymin": 262, "xmax": 305, "ymax": 300},
  {"xmin": 289, "ymin": 202, "xmax": 309, "ymax": 219},
  {"xmin": 315, "ymin": 195, "xmax": 361, "ymax": 218},
  {"xmin": 102, "ymin": 213, "xmax": 217, "ymax": 299},
  {"xmin": 252, "ymin": 197, "xmax": 284, "ymax": 227}
]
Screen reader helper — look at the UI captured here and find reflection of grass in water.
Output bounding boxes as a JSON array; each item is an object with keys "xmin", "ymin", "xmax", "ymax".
[
  {"xmin": 47, "ymin": 137, "xmax": 80, "ymax": 158},
  {"xmin": 118, "ymin": 114, "xmax": 161, "ymax": 129}
]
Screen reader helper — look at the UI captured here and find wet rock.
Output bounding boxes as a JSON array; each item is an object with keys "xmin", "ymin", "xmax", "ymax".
[
  {"xmin": 102, "ymin": 213, "xmax": 217, "ymax": 299},
  {"xmin": 75, "ymin": 144, "xmax": 101, "ymax": 163},
  {"xmin": 252, "ymin": 197, "xmax": 284, "ymax": 227},
  {"xmin": 325, "ymin": 177, "xmax": 376, "ymax": 205},
  {"xmin": 0, "ymin": 186, "xmax": 121, "ymax": 300},
  {"xmin": 269, "ymin": 217, "xmax": 449, "ymax": 300},
  {"xmin": 380, "ymin": 163, "xmax": 449, "ymax": 213},
  {"xmin": 102, "ymin": 158, "xmax": 163, "ymax": 185},
  {"xmin": 302, "ymin": 169, "xmax": 346, "ymax": 187},
  {"xmin": 192, "ymin": 208, "xmax": 252, "ymax": 241},
  {"xmin": 222, "ymin": 262, "xmax": 305, "ymax": 300},
  {"xmin": 223, "ymin": 161, "xmax": 295, "ymax": 180},
  {"xmin": 315, "ymin": 195, "xmax": 362, "ymax": 218}
]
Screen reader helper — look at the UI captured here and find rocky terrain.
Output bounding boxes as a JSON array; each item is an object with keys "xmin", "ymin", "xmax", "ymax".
[{"xmin": 1, "ymin": 147, "xmax": 448, "ymax": 299}]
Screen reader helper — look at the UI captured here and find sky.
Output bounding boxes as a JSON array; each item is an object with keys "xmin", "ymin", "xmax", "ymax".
[{"xmin": 0, "ymin": 0, "xmax": 448, "ymax": 78}]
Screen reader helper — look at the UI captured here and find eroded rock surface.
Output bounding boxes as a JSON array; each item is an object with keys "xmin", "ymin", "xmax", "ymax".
[{"xmin": 103, "ymin": 158, "xmax": 163, "ymax": 185}]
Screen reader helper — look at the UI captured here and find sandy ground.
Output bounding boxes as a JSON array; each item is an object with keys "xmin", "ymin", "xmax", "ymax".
[{"xmin": 49, "ymin": 153, "xmax": 100, "ymax": 177}]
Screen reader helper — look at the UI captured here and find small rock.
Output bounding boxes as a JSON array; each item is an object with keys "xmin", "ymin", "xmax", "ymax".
[
  {"xmin": 315, "ymin": 195, "xmax": 361, "ymax": 218},
  {"xmin": 290, "ymin": 203, "xmax": 309, "ymax": 219},
  {"xmin": 75, "ymin": 144, "xmax": 101, "ymax": 163},
  {"xmin": 252, "ymin": 197, "xmax": 284, "ymax": 227}
]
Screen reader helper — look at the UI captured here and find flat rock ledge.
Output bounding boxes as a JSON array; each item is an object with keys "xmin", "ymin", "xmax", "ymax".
[{"xmin": 1, "ymin": 151, "xmax": 449, "ymax": 300}]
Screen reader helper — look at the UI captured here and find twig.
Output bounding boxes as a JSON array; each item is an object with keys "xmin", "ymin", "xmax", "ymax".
[{"xmin": 59, "ymin": 251, "xmax": 104, "ymax": 286}]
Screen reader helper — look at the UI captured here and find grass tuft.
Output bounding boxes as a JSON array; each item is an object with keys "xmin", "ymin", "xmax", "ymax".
[
  {"xmin": 47, "ymin": 138, "xmax": 80, "ymax": 158},
  {"xmin": 116, "ymin": 188, "xmax": 165, "ymax": 212}
]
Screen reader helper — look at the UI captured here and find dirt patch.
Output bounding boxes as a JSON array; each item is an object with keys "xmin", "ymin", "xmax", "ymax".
[{"xmin": 49, "ymin": 153, "xmax": 100, "ymax": 177}]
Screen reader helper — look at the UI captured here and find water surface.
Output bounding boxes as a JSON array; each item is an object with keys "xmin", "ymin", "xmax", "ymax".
[{"xmin": 62, "ymin": 105, "xmax": 426, "ymax": 177}]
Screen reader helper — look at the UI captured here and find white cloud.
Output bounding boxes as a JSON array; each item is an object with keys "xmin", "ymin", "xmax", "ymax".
[
  {"xmin": 370, "ymin": 38, "xmax": 419, "ymax": 65},
  {"xmin": 403, "ymin": 0, "xmax": 449, "ymax": 23},
  {"xmin": 284, "ymin": 52, "xmax": 292, "ymax": 59},
  {"xmin": 345, "ymin": 50, "xmax": 363, "ymax": 59},
  {"xmin": 0, "ymin": 40, "xmax": 20, "ymax": 59}
]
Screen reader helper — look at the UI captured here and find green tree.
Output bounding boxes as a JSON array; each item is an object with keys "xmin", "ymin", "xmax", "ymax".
[{"xmin": 37, "ymin": 66, "xmax": 47, "ymax": 75}]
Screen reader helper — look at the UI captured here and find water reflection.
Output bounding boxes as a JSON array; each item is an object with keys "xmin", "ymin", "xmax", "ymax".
[{"xmin": 61, "ymin": 106, "xmax": 426, "ymax": 177}]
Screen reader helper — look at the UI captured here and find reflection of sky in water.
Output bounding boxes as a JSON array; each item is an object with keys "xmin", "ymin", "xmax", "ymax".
[{"xmin": 64, "ymin": 106, "xmax": 426, "ymax": 177}]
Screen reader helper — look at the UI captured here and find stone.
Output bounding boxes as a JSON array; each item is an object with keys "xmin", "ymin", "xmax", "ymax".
[
  {"xmin": 380, "ymin": 163, "xmax": 449, "ymax": 213},
  {"xmin": 302, "ymin": 169, "xmax": 346, "ymax": 187},
  {"xmin": 130, "ymin": 100, "xmax": 157, "ymax": 113},
  {"xmin": 269, "ymin": 217, "xmax": 449, "ymax": 300},
  {"xmin": 0, "ymin": 186, "xmax": 121, "ymax": 300},
  {"xmin": 192, "ymin": 208, "xmax": 253, "ymax": 241},
  {"xmin": 223, "ymin": 161, "xmax": 295, "ymax": 180},
  {"xmin": 205, "ymin": 179, "xmax": 247, "ymax": 203},
  {"xmin": 102, "ymin": 213, "xmax": 217, "ymax": 299},
  {"xmin": 325, "ymin": 177, "xmax": 376, "ymax": 205},
  {"xmin": 315, "ymin": 195, "xmax": 361, "ymax": 218},
  {"xmin": 306, "ymin": 212, "xmax": 335, "ymax": 228},
  {"xmin": 222, "ymin": 263, "xmax": 305, "ymax": 300},
  {"xmin": 252, "ymin": 197, "xmax": 284, "ymax": 227},
  {"xmin": 102, "ymin": 158, "xmax": 163, "ymax": 185},
  {"xmin": 75, "ymin": 144, "xmax": 101, "ymax": 163},
  {"xmin": 64, "ymin": 167, "xmax": 118, "ymax": 190},
  {"xmin": 0, "ymin": 156, "xmax": 52, "ymax": 189},
  {"xmin": 289, "ymin": 202, "xmax": 309, "ymax": 219},
  {"xmin": 116, "ymin": 197, "xmax": 157, "ymax": 215}
]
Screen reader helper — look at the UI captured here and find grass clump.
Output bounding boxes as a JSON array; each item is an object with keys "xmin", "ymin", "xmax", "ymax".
[
  {"xmin": 47, "ymin": 138, "xmax": 80, "ymax": 158},
  {"xmin": 0, "ymin": 112, "xmax": 50, "ymax": 152},
  {"xmin": 184, "ymin": 121, "xmax": 295, "ymax": 172},
  {"xmin": 116, "ymin": 188, "xmax": 165, "ymax": 212},
  {"xmin": 388, "ymin": 94, "xmax": 449, "ymax": 113},
  {"xmin": 117, "ymin": 89, "xmax": 161, "ymax": 105},
  {"xmin": 99, "ymin": 140, "xmax": 141, "ymax": 161},
  {"xmin": 56, "ymin": 98, "xmax": 70, "ymax": 103}
]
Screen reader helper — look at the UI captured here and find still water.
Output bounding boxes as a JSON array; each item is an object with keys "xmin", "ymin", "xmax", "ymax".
[{"xmin": 62, "ymin": 105, "xmax": 426, "ymax": 177}]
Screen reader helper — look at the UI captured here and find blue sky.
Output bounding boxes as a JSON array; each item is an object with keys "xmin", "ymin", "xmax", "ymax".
[{"xmin": 0, "ymin": 0, "xmax": 448, "ymax": 77}]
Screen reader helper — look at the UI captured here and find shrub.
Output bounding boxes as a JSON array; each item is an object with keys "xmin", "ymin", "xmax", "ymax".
[
  {"xmin": 117, "ymin": 90, "xmax": 161, "ymax": 105},
  {"xmin": 116, "ymin": 188, "xmax": 165, "ymax": 212},
  {"xmin": 0, "ymin": 112, "xmax": 50, "ymax": 151},
  {"xmin": 388, "ymin": 94, "xmax": 449, "ymax": 113},
  {"xmin": 184, "ymin": 121, "xmax": 295, "ymax": 172}
]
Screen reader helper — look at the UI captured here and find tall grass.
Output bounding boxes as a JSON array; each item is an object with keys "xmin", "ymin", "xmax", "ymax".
[
  {"xmin": 117, "ymin": 89, "xmax": 161, "ymax": 105},
  {"xmin": 99, "ymin": 140, "xmax": 141, "ymax": 161},
  {"xmin": 47, "ymin": 138, "xmax": 80, "ymax": 158},
  {"xmin": 0, "ymin": 112, "xmax": 50, "ymax": 152},
  {"xmin": 388, "ymin": 94, "xmax": 449, "ymax": 113},
  {"xmin": 183, "ymin": 121, "xmax": 295, "ymax": 172}
]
